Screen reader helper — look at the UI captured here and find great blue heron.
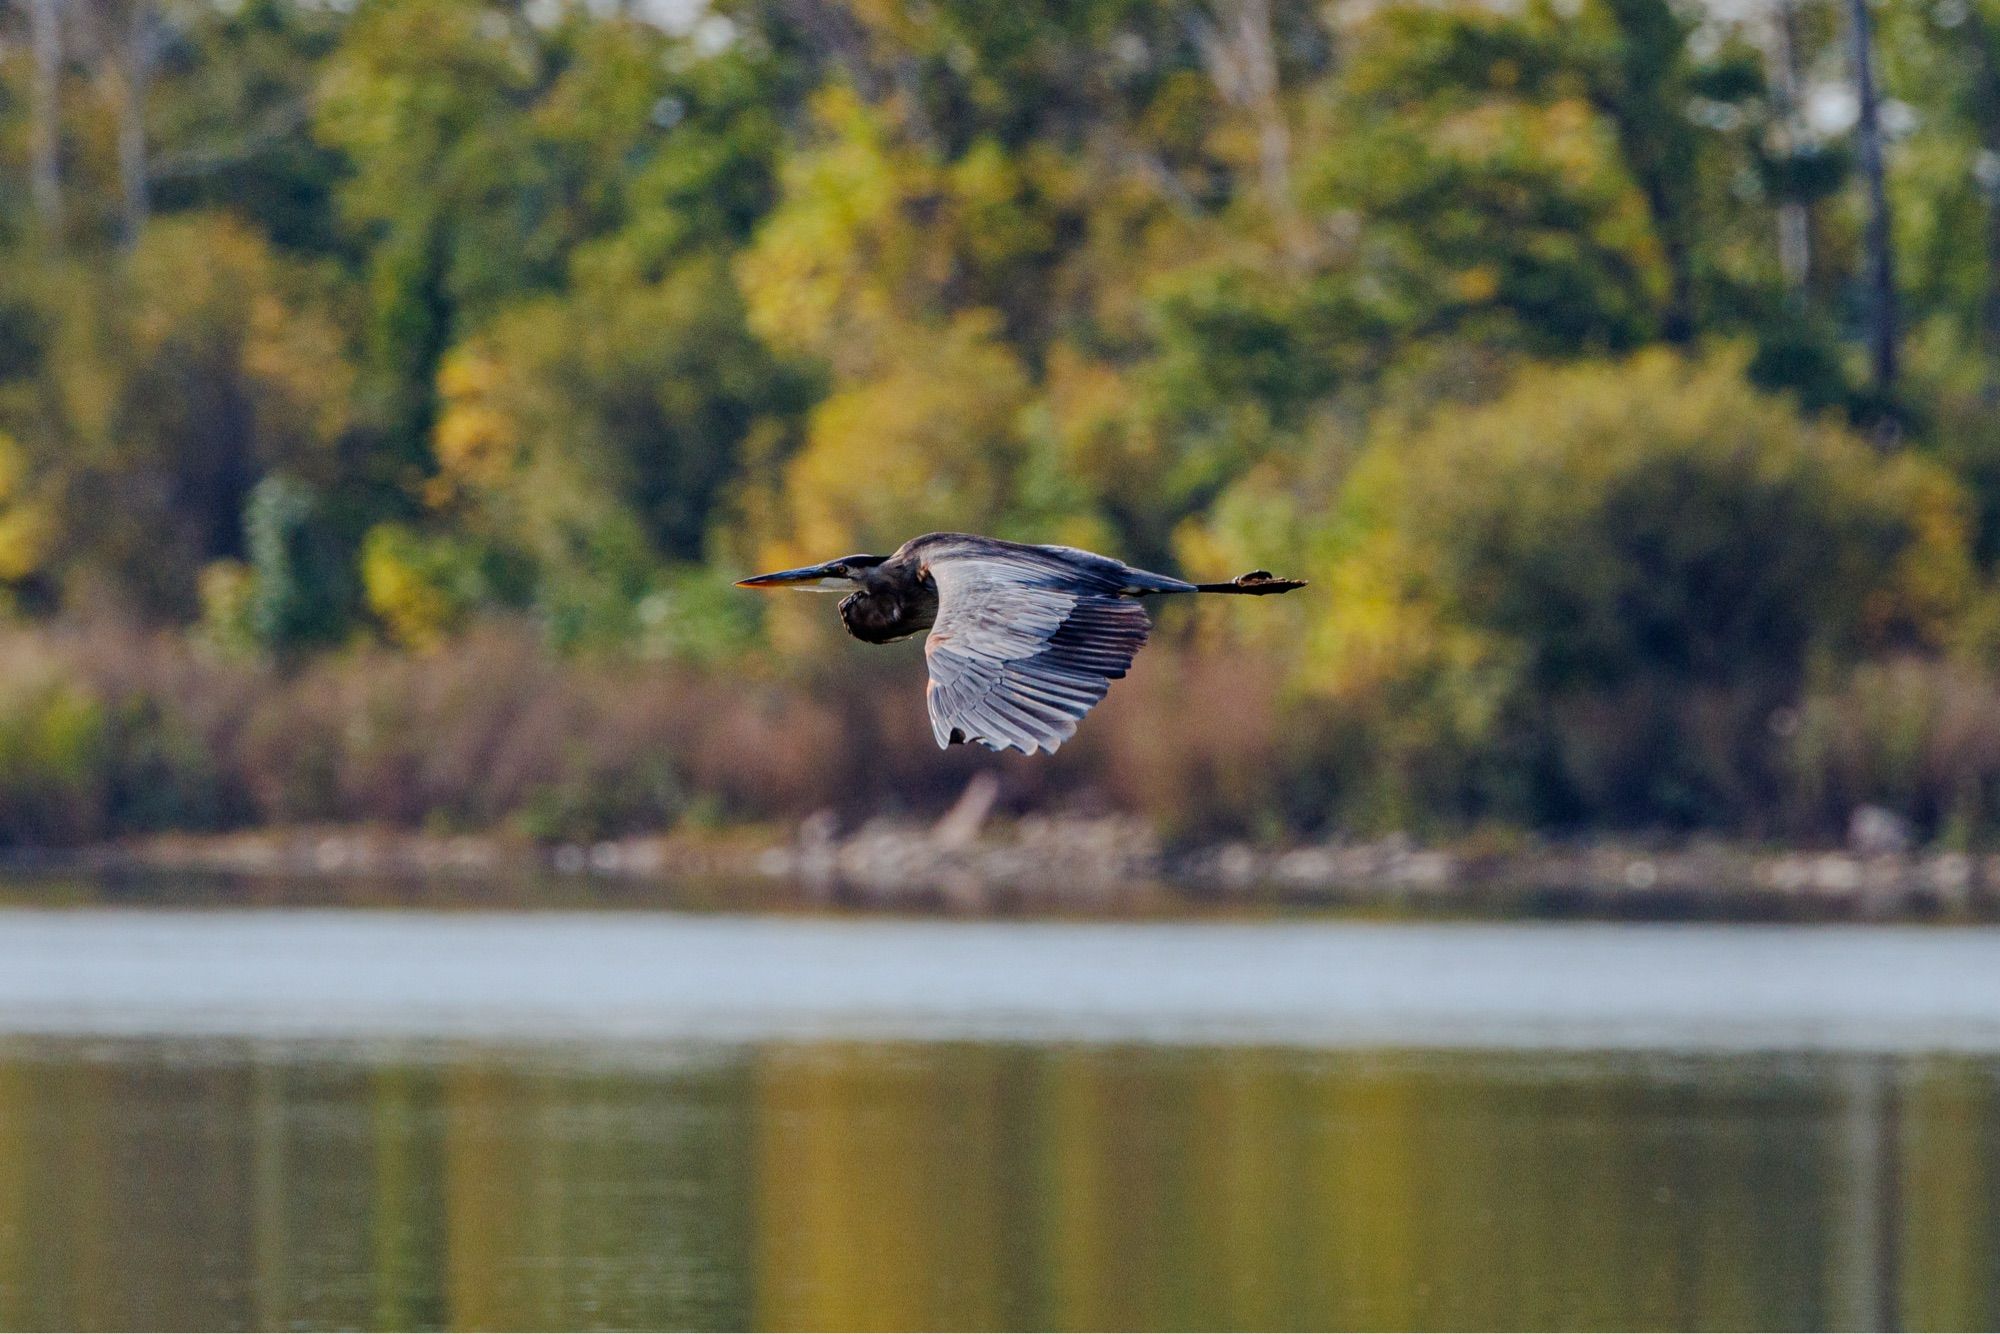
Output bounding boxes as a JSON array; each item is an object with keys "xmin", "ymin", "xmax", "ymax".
[{"xmin": 737, "ymin": 532, "xmax": 1304, "ymax": 755}]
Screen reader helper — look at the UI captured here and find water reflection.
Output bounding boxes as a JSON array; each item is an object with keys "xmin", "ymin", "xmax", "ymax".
[{"xmin": 1, "ymin": 1039, "xmax": 1996, "ymax": 1331}]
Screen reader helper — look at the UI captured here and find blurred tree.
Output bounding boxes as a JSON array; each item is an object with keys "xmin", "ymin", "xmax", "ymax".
[
  {"xmin": 314, "ymin": 0, "xmax": 799, "ymax": 511},
  {"xmin": 1879, "ymin": 0, "xmax": 2000, "ymax": 390},
  {"xmin": 314, "ymin": 0, "xmax": 558, "ymax": 460},
  {"xmin": 1324, "ymin": 0, "xmax": 1772, "ymax": 350},
  {"xmin": 737, "ymin": 85, "xmax": 1090, "ymax": 370},
  {"xmin": 0, "ymin": 430, "xmax": 54, "ymax": 606},
  {"xmin": 8, "ymin": 214, "xmax": 352, "ymax": 617},
  {"xmin": 1313, "ymin": 351, "xmax": 1971, "ymax": 826},
  {"xmin": 750, "ymin": 310, "xmax": 1034, "ymax": 562},
  {"xmin": 735, "ymin": 86, "xmax": 1093, "ymax": 564},
  {"xmin": 148, "ymin": 0, "xmax": 350, "ymax": 255},
  {"xmin": 358, "ymin": 520, "xmax": 487, "ymax": 649},
  {"xmin": 1025, "ymin": 263, "xmax": 1382, "ymax": 567},
  {"xmin": 742, "ymin": 0, "xmax": 1283, "ymax": 160},
  {"xmin": 569, "ymin": 38, "xmax": 790, "ymax": 283},
  {"xmin": 430, "ymin": 257, "xmax": 810, "ymax": 644},
  {"xmin": 240, "ymin": 472, "xmax": 351, "ymax": 649}
]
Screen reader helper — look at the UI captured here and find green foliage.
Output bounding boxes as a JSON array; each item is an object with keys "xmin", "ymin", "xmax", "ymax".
[
  {"xmin": 0, "ymin": 671, "xmax": 108, "ymax": 846},
  {"xmin": 750, "ymin": 311, "xmax": 1035, "ymax": 563},
  {"xmin": 1315, "ymin": 91, "xmax": 1662, "ymax": 354},
  {"xmin": 359, "ymin": 522, "xmax": 488, "ymax": 650},
  {"xmin": 243, "ymin": 476, "xmax": 353, "ymax": 650},
  {"xmin": 632, "ymin": 566, "xmax": 764, "ymax": 665},
  {"xmin": 430, "ymin": 257, "xmax": 810, "ymax": 645},
  {"xmin": 7, "ymin": 215, "xmax": 352, "ymax": 617},
  {"xmin": 0, "ymin": 431, "xmax": 52, "ymax": 596},
  {"xmin": 195, "ymin": 561, "xmax": 260, "ymax": 656},
  {"xmin": 736, "ymin": 87, "xmax": 1085, "ymax": 371},
  {"xmin": 315, "ymin": 0, "xmax": 788, "ymax": 460},
  {"xmin": 1346, "ymin": 353, "xmax": 1967, "ymax": 689},
  {"xmin": 1877, "ymin": 0, "xmax": 2000, "ymax": 357},
  {"xmin": 149, "ymin": 0, "xmax": 352, "ymax": 254}
]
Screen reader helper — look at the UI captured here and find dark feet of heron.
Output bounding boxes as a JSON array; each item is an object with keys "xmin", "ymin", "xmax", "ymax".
[{"xmin": 1193, "ymin": 570, "xmax": 1308, "ymax": 595}]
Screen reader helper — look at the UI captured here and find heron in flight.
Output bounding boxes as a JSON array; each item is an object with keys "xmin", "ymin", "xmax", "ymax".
[{"xmin": 737, "ymin": 532, "xmax": 1304, "ymax": 755}]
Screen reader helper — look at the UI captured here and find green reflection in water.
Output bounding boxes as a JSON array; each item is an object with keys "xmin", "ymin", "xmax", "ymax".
[{"xmin": 0, "ymin": 1039, "xmax": 1995, "ymax": 1331}]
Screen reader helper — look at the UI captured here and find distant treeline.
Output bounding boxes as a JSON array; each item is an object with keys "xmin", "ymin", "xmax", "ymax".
[{"xmin": 2, "ymin": 0, "xmax": 2000, "ymax": 840}]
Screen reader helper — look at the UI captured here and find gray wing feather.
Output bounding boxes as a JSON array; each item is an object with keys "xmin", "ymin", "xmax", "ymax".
[{"xmin": 923, "ymin": 551, "xmax": 1152, "ymax": 755}]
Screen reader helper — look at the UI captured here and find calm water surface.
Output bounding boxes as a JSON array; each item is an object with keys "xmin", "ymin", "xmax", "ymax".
[{"xmin": 1, "ymin": 904, "xmax": 1998, "ymax": 1331}]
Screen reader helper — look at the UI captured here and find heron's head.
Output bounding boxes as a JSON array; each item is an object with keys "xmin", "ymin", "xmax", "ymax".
[{"xmin": 735, "ymin": 554, "xmax": 888, "ymax": 592}]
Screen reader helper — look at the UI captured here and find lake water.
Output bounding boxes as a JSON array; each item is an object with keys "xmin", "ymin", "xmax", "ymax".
[{"xmin": 1, "ymin": 907, "xmax": 1998, "ymax": 1330}]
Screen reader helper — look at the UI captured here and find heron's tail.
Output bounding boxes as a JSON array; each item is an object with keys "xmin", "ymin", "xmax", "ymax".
[{"xmin": 1194, "ymin": 570, "xmax": 1307, "ymax": 595}]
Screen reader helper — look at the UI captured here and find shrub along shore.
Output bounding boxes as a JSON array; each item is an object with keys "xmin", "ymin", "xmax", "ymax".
[{"xmin": 6, "ymin": 617, "xmax": 2000, "ymax": 922}]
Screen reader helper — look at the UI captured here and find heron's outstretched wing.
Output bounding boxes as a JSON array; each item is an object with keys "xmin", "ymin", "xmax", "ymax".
[{"xmin": 922, "ymin": 550, "xmax": 1151, "ymax": 755}]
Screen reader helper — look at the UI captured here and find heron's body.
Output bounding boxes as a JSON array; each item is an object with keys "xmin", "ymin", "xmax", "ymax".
[{"xmin": 739, "ymin": 532, "xmax": 1303, "ymax": 755}]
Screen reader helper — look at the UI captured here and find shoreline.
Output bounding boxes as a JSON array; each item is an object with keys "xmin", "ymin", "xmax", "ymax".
[{"xmin": 4, "ymin": 816, "xmax": 1997, "ymax": 921}]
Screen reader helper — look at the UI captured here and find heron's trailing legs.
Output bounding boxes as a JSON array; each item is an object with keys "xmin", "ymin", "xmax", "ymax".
[{"xmin": 1187, "ymin": 570, "xmax": 1307, "ymax": 595}]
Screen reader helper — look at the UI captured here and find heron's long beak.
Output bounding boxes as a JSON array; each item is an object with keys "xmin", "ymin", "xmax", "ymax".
[{"xmin": 735, "ymin": 563, "xmax": 847, "ymax": 591}]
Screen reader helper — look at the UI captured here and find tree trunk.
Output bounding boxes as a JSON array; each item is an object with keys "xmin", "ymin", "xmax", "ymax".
[
  {"xmin": 1968, "ymin": 10, "xmax": 2000, "ymax": 402},
  {"xmin": 1848, "ymin": 0, "xmax": 1898, "ymax": 391},
  {"xmin": 29, "ymin": 0, "xmax": 62, "ymax": 237},
  {"xmin": 1769, "ymin": 0, "xmax": 1812, "ymax": 294},
  {"xmin": 114, "ymin": 0, "xmax": 152, "ymax": 247},
  {"xmin": 1234, "ymin": 0, "xmax": 1300, "ymax": 253},
  {"xmin": 1594, "ymin": 0, "xmax": 1700, "ymax": 343},
  {"xmin": 1653, "ymin": 204, "xmax": 1697, "ymax": 344},
  {"xmin": 1193, "ymin": 0, "xmax": 1307, "ymax": 265}
]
